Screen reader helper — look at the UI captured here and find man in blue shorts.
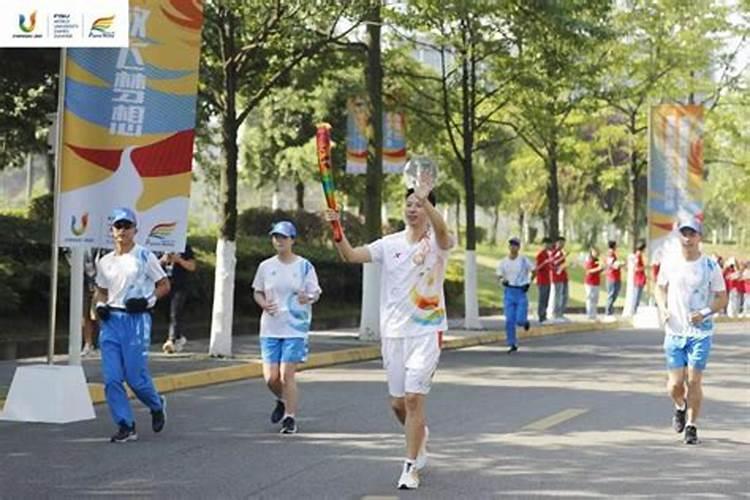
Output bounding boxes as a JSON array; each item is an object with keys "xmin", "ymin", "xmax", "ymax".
[
  {"xmin": 654, "ymin": 217, "xmax": 727, "ymax": 444},
  {"xmin": 95, "ymin": 207, "xmax": 171, "ymax": 443}
]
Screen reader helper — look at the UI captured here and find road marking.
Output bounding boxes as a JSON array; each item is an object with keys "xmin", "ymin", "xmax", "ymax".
[
  {"xmin": 522, "ymin": 408, "xmax": 589, "ymax": 432},
  {"xmin": 361, "ymin": 497, "xmax": 398, "ymax": 500}
]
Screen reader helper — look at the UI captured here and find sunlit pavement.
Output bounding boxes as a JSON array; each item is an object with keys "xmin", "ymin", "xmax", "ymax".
[{"xmin": 1, "ymin": 323, "xmax": 748, "ymax": 499}]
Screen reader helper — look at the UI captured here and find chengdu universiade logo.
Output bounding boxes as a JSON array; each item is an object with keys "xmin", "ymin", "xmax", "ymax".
[
  {"xmin": 18, "ymin": 11, "xmax": 37, "ymax": 33},
  {"xmin": 70, "ymin": 213, "xmax": 89, "ymax": 236},
  {"xmin": 148, "ymin": 222, "xmax": 177, "ymax": 241},
  {"xmin": 89, "ymin": 15, "xmax": 115, "ymax": 36}
]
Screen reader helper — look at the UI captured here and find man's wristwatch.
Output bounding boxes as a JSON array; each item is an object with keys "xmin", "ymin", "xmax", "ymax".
[{"xmin": 699, "ymin": 307, "xmax": 713, "ymax": 319}]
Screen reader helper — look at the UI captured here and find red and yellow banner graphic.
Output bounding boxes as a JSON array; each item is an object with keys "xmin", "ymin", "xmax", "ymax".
[
  {"xmin": 647, "ymin": 104, "xmax": 704, "ymax": 261},
  {"xmin": 58, "ymin": 0, "xmax": 204, "ymax": 251}
]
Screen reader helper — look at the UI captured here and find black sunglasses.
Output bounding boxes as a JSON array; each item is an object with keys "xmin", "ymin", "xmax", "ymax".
[{"xmin": 113, "ymin": 221, "xmax": 134, "ymax": 230}]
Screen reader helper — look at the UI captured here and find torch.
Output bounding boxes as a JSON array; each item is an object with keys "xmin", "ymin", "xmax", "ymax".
[{"xmin": 316, "ymin": 123, "xmax": 343, "ymax": 242}]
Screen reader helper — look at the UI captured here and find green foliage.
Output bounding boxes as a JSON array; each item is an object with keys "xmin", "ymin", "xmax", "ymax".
[
  {"xmin": 27, "ymin": 193, "xmax": 54, "ymax": 222},
  {"xmin": 237, "ymin": 207, "xmax": 368, "ymax": 247}
]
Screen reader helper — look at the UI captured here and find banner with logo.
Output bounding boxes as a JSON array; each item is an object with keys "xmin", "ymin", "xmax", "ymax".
[
  {"xmin": 346, "ymin": 97, "xmax": 408, "ymax": 175},
  {"xmin": 58, "ymin": 0, "xmax": 204, "ymax": 251},
  {"xmin": 647, "ymin": 104, "xmax": 704, "ymax": 261},
  {"xmin": 346, "ymin": 97, "xmax": 369, "ymax": 174},
  {"xmin": 383, "ymin": 111, "xmax": 406, "ymax": 174},
  {"xmin": 1, "ymin": 0, "xmax": 129, "ymax": 47}
]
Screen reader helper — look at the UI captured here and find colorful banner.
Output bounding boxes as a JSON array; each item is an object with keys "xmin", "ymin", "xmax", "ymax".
[
  {"xmin": 346, "ymin": 97, "xmax": 407, "ymax": 175},
  {"xmin": 383, "ymin": 111, "xmax": 407, "ymax": 174},
  {"xmin": 346, "ymin": 97, "xmax": 369, "ymax": 174},
  {"xmin": 58, "ymin": 0, "xmax": 204, "ymax": 251},
  {"xmin": 1, "ymin": 0, "xmax": 129, "ymax": 48},
  {"xmin": 647, "ymin": 104, "xmax": 704, "ymax": 261}
]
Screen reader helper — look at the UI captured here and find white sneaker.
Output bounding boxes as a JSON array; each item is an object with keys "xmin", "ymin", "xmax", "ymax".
[
  {"xmin": 415, "ymin": 426, "xmax": 429, "ymax": 470},
  {"xmin": 81, "ymin": 344, "xmax": 96, "ymax": 357},
  {"xmin": 174, "ymin": 336, "xmax": 187, "ymax": 353},
  {"xmin": 162, "ymin": 339, "xmax": 175, "ymax": 354},
  {"xmin": 397, "ymin": 462, "xmax": 419, "ymax": 490}
]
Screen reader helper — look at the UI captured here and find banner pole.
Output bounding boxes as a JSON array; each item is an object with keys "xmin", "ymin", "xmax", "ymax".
[{"xmin": 47, "ymin": 48, "xmax": 68, "ymax": 365}]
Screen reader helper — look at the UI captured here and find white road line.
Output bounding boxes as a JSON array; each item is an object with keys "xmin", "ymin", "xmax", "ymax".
[{"xmin": 522, "ymin": 408, "xmax": 589, "ymax": 431}]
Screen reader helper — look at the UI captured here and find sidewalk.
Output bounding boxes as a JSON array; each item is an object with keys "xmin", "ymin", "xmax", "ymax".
[{"xmin": 1, "ymin": 314, "xmax": 633, "ymax": 406}]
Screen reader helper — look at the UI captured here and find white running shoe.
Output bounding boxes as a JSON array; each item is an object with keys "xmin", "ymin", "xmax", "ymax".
[
  {"xmin": 174, "ymin": 336, "xmax": 187, "ymax": 353},
  {"xmin": 81, "ymin": 344, "xmax": 96, "ymax": 357},
  {"xmin": 397, "ymin": 462, "xmax": 419, "ymax": 490},
  {"xmin": 415, "ymin": 426, "xmax": 429, "ymax": 470},
  {"xmin": 162, "ymin": 339, "xmax": 175, "ymax": 354}
]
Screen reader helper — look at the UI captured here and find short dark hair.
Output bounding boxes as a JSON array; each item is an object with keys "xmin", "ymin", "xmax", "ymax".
[
  {"xmin": 405, "ymin": 188, "xmax": 437, "ymax": 206},
  {"xmin": 542, "ymin": 237, "xmax": 552, "ymax": 244},
  {"xmin": 637, "ymin": 241, "xmax": 646, "ymax": 251},
  {"xmin": 608, "ymin": 240, "xmax": 617, "ymax": 249},
  {"xmin": 557, "ymin": 236, "xmax": 566, "ymax": 242}
]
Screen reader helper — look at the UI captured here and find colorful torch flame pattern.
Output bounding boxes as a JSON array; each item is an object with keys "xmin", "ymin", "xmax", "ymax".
[{"xmin": 316, "ymin": 123, "xmax": 343, "ymax": 242}]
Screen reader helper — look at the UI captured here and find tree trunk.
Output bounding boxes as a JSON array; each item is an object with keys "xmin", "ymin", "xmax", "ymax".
[
  {"xmin": 295, "ymin": 179, "xmax": 305, "ymax": 210},
  {"xmin": 364, "ymin": 1, "xmax": 383, "ymax": 241},
  {"xmin": 546, "ymin": 144, "xmax": 560, "ymax": 239},
  {"xmin": 455, "ymin": 199, "xmax": 461, "ymax": 246},
  {"xmin": 490, "ymin": 204, "xmax": 499, "ymax": 246},
  {"xmin": 629, "ymin": 116, "xmax": 640, "ymax": 252}
]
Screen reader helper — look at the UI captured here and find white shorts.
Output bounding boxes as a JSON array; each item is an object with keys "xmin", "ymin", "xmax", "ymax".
[{"xmin": 381, "ymin": 332, "xmax": 441, "ymax": 397}]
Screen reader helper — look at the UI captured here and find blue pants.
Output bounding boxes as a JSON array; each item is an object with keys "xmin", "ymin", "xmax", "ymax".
[
  {"xmin": 100, "ymin": 310, "xmax": 162, "ymax": 427},
  {"xmin": 504, "ymin": 287, "xmax": 528, "ymax": 347},
  {"xmin": 606, "ymin": 280, "xmax": 621, "ymax": 315}
]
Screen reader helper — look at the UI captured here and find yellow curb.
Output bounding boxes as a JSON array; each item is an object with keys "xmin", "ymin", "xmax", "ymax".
[{"xmin": 1, "ymin": 320, "xmax": 627, "ymax": 408}]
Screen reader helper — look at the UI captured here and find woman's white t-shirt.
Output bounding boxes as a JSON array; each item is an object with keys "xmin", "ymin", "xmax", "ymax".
[
  {"xmin": 252, "ymin": 256, "xmax": 321, "ymax": 338},
  {"xmin": 368, "ymin": 229, "xmax": 454, "ymax": 338}
]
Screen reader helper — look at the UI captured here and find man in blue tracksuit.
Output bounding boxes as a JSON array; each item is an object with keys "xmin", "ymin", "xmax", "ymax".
[
  {"xmin": 95, "ymin": 207, "xmax": 171, "ymax": 443},
  {"xmin": 496, "ymin": 237, "xmax": 536, "ymax": 354}
]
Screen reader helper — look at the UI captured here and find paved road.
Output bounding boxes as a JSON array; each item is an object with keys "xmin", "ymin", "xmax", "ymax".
[{"xmin": 1, "ymin": 324, "xmax": 748, "ymax": 499}]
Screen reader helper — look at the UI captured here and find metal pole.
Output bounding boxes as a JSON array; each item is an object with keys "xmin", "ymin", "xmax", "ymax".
[
  {"xmin": 47, "ymin": 48, "xmax": 67, "ymax": 365},
  {"xmin": 68, "ymin": 248, "xmax": 84, "ymax": 366},
  {"xmin": 25, "ymin": 154, "xmax": 33, "ymax": 202}
]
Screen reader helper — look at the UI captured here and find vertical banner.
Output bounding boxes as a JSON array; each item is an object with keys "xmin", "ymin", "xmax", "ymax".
[
  {"xmin": 58, "ymin": 0, "xmax": 204, "ymax": 251},
  {"xmin": 346, "ymin": 97, "xmax": 369, "ymax": 174},
  {"xmin": 383, "ymin": 111, "xmax": 406, "ymax": 174},
  {"xmin": 647, "ymin": 104, "xmax": 704, "ymax": 261},
  {"xmin": 346, "ymin": 96, "xmax": 407, "ymax": 175}
]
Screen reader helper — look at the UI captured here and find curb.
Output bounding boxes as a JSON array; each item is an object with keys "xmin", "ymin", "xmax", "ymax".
[{"xmin": 79, "ymin": 319, "xmax": 628, "ymax": 406}]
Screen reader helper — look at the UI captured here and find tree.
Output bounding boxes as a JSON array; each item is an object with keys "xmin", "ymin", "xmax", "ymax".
[
  {"xmin": 497, "ymin": 1, "xmax": 613, "ymax": 239},
  {"xmin": 199, "ymin": 0, "xmax": 367, "ymax": 355},
  {"xmin": 391, "ymin": 0, "xmax": 515, "ymax": 328}
]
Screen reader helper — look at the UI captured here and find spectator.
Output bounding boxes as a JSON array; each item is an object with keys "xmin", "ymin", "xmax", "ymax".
[
  {"xmin": 605, "ymin": 240, "xmax": 623, "ymax": 316},
  {"xmin": 725, "ymin": 258, "xmax": 741, "ymax": 318},
  {"xmin": 584, "ymin": 247, "xmax": 603, "ymax": 320},
  {"xmin": 535, "ymin": 237, "xmax": 554, "ymax": 323},
  {"xmin": 161, "ymin": 244, "xmax": 197, "ymax": 354},
  {"xmin": 633, "ymin": 241, "xmax": 647, "ymax": 313},
  {"xmin": 741, "ymin": 260, "xmax": 750, "ymax": 318},
  {"xmin": 81, "ymin": 247, "xmax": 104, "ymax": 357},
  {"xmin": 551, "ymin": 236, "xmax": 569, "ymax": 320}
]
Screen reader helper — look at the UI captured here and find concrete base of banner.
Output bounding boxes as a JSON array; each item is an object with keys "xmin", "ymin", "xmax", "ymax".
[
  {"xmin": 0, "ymin": 365, "xmax": 95, "ymax": 423},
  {"xmin": 632, "ymin": 305, "xmax": 662, "ymax": 330}
]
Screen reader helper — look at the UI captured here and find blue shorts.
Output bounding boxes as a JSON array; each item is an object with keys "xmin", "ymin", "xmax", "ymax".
[
  {"xmin": 260, "ymin": 337, "xmax": 308, "ymax": 364},
  {"xmin": 664, "ymin": 335, "xmax": 712, "ymax": 372}
]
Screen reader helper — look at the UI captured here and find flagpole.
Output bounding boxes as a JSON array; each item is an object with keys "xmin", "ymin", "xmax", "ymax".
[{"xmin": 47, "ymin": 48, "xmax": 67, "ymax": 365}]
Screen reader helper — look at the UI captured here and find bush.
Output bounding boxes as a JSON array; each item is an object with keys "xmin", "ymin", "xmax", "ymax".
[
  {"xmin": 237, "ymin": 207, "xmax": 367, "ymax": 246},
  {"xmin": 28, "ymin": 193, "xmax": 54, "ymax": 221}
]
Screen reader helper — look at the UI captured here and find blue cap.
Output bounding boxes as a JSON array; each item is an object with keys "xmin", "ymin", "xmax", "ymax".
[
  {"xmin": 677, "ymin": 217, "xmax": 702, "ymax": 234},
  {"xmin": 269, "ymin": 221, "xmax": 296, "ymax": 238},
  {"xmin": 111, "ymin": 207, "xmax": 137, "ymax": 226},
  {"xmin": 508, "ymin": 237, "xmax": 521, "ymax": 246}
]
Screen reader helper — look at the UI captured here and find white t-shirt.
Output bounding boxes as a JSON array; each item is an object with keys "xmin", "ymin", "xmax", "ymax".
[
  {"xmin": 252, "ymin": 255, "xmax": 321, "ymax": 338},
  {"xmin": 496, "ymin": 255, "xmax": 533, "ymax": 287},
  {"xmin": 368, "ymin": 229, "xmax": 454, "ymax": 338},
  {"xmin": 96, "ymin": 244, "xmax": 166, "ymax": 308},
  {"xmin": 657, "ymin": 254, "xmax": 725, "ymax": 337}
]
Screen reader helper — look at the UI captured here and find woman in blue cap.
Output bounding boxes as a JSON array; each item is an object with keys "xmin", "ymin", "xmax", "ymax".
[
  {"xmin": 251, "ymin": 220, "xmax": 322, "ymax": 434},
  {"xmin": 94, "ymin": 207, "xmax": 170, "ymax": 443}
]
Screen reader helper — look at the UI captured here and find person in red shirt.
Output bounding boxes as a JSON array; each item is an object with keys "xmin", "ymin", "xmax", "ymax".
[
  {"xmin": 742, "ymin": 260, "xmax": 750, "ymax": 317},
  {"xmin": 551, "ymin": 237, "xmax": 569, "ymax": 319},
  {"xmin": 605, "ymin": 240, "xmax": 623, "ymax": 316},
  {"xmin": 535, "ymin": 237, "xmax": 554, "ymax": 323},
  {"xmin": 584, "ymin": 247, "xmax": 603, "ymax": 319},
  {"xmin": 633, "ymin": 241, "xmax": 647, "ymax": 313},
  {"xmin": 725, "ymin": 258, "xmax": 741, "ymax": 317}
]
